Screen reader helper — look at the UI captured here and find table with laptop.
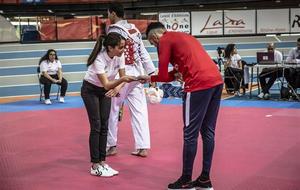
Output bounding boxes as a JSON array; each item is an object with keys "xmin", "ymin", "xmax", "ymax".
[{"xmin": 249, "ymin": 51, "xmax": 300, "ymax": 100}]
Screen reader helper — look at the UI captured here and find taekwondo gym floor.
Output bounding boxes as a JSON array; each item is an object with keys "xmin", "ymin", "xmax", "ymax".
[{"xmin": 0, "ymin": 93, "xmax": 300, "ymax": 190}]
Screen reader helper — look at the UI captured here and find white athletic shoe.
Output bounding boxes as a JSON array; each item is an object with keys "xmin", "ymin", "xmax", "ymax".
[
  {"xmin": 103, "ymin": 164, "xmax": 119, "ymax": 175},
  {"xmin": 257, "ymin": 92, "xmax": 264, "ymax": 99},
  {"xmin": 235, "ymin": 91, "xmax": 242, "ymax": 97},
  {"xmin": 59, "ymin": 97, "xmax": 65, "ymax": 103},
  {"xmin": 263, "ymin": 93, "xmax": 270, "ymax": 100},
  {"xmin": 45, "ymin": 99, "xmax": 52, "ymax": 105},
  {"xmin": 90, "ymin": 165, "xmax": 116, "ymax": 177}
]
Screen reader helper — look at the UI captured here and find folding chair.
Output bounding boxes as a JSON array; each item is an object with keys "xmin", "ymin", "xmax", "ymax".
[
  {"xmin": 285, "ymin": 68, "xmax": 300, "ymax": 101},
  {"xmin": 37, "ymin": 67, "xmax": 60, "ymax": 101},
  {"xmin": 293, "ymin": 73, "xmax": 300, "ymax": 101},
  {"xmin": 224, "ymin": 67, "xmax": 245, "ymax": 95}
]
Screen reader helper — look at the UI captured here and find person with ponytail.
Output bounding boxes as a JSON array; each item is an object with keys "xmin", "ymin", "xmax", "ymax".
[{"xmin": 81, "ymin": 32, "xmax": 137, "ymax": 177}]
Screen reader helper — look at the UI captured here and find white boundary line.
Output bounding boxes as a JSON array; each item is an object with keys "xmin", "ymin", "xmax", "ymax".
[
  {"xmin": 0, "ymin": 91, "xmax": 80, "ymax": 99},
  {"xmin": 0, "ymin": 80, "xmax": 83, "ymax": 88},
  {"xmin": 0, "ymin": 62, "xmax": 84, "ymax": 69}
]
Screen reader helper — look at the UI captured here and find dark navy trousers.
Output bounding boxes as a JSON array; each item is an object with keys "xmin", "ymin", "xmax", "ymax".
[{"xmin": 182, "ymin": 84, "xmax": 223, "ymax": 177}]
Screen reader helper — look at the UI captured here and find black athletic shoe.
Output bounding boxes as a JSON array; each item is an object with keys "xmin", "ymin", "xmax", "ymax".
[
  {"xmin": 167, "ymin": 176, "xmax": 195, "ymax": 190},
  {"xmin": 189, "ymin": 177, "xmax": 213, "ymax": 190}
]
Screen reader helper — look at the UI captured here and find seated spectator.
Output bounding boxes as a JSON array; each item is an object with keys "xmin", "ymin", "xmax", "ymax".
[
  {"xmin": 39, "ymin": 49, "xmax": 68, "ymax": 105},
  {"xmin": 224, "ymin": 43, "xmax": 244, "ymax": 96},
  {"xmin": 284, "ymin": 37, "xmax": 300, "ymax": 95},
  {"xmin": 257, "ymin": 43, "xmax": 283, "ymax": 100},
  {"xmin": 286, "ymin": 38, "xmax": 300, "ymax": 64}
]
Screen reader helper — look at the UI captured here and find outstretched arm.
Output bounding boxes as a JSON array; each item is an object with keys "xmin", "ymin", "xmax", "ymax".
[
  {"xmin": 148, "ymin": 38, "xmax": 176, "ymax": 82},
  {"xmin": 97, "ymin": 72, "xmax": 137, "ymax": 90}
]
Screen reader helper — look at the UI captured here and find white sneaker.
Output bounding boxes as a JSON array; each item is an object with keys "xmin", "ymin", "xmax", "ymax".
[
  {"xmin": 257, "ymin": 92, "xmax": 264, "ymax": 99},
  {"xmin": 45, "ymin": 99, "xmax": 52, "ymax": 105},
  {"xmin": 263, "ymin": 93, "xmax": 270, "ymax": 100},
  {"xmin": 59, "ymin": 97, "xmax": 65, "ymax": 103},
  {"xmin": 103, "ymin": 164, "xmax": 119, "ymax": 175},
  {"xmin": 235, "ymin": 91, "xmax": 242, "ymax": 97},
  {"xmin": 90, "ymin": 165, "xmax": 115, "ymax": 177}
]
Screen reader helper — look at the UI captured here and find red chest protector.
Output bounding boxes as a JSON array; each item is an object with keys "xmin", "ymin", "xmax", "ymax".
[
  {"xmin": 124, "ymin": 36, "xmax": 135, "ymax": 65},
  {"xmin": 110, "ymin": 24, "xmax": 139, "ymax": 65}
]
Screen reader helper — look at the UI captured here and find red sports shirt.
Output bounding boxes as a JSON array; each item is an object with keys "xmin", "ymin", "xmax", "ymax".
[{"xmin": 151, "ymin": 31, "xmax": 223, "ymax": 92}]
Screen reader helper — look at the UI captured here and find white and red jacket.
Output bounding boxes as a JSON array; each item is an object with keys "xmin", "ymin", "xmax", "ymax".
[{"xmin": 108, "ymin": 20, "xmax": 155, "ymax": 77}]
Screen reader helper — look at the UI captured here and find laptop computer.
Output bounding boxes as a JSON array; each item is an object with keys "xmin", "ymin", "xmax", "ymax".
[{"xmin": 256, "ymin": 52, "xmax": 275, "ymax": 64}]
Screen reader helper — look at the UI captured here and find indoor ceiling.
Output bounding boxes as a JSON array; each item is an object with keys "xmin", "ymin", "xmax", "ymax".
[{"xmin": 0, "ymin": 0, "xmax": 299, "ymax": 17}]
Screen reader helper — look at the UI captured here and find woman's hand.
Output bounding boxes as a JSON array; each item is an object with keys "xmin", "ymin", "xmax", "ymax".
[
  {"xmin": 136, "ymin": 75, "xmax": 151, "ymax": 83},
  {"xmin": 52, "ymin": 79, "xmax": 59, "ymax": 83},
  {"xmin": 105, "ymin": 87, "xmax": 121, "ymax": 97}
]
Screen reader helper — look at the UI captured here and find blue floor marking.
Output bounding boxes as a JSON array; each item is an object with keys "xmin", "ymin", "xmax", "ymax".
[
  {"xmin": 1, "ymin": 95, "xmax": 299, "ymax": 113},
  {"xmin": 0, "ymin": 96, "xmax": 84, "ymax": 113}
]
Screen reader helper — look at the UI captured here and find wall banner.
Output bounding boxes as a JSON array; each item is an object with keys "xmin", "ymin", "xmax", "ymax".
[
  {"xmin": 224, "ymin": 10, "xmax": 255, "ymax": 34},
  {"xmin": 257, "ymin": 9, "xmax": 289, "ymax": 34},
  {"xmin": 191, "ymin": 11, "xmax": 223, "ymax": 36},
  {"xmin": 159, "ymin": 12, "xmax": 190, "ymax": 33},
  {"xmin": 291, "ymin": 8, "xmax": 300, "ymax": 33}
]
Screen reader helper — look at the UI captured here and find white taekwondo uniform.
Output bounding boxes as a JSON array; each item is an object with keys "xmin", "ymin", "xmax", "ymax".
[{"xmin": 107, "ymin": 20, "xmax": 156, "ymax": 150}]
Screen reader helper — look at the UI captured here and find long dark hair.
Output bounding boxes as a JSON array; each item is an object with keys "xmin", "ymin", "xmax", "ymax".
[
  {"xmin": 39, "ymin": 49, "xmax": 58, "ymax": 65},
  {"xmin": 87, "ymin": 32, "xmax": 125, "ymax": 67},
  {"xmin": 224, "ymin": 44, "xmax": 235, "ymax": 59}
]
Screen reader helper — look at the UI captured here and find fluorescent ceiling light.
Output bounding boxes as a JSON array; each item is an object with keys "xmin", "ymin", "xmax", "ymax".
[
  {"xmin": 15, "ymin": 16, "xmax": 36, "ymax": 19},
  {"xmin": 266, "ymin": 34, "xmax": 281, "ymax": 42},
  {"xmin": 141, "ymin": 12, "xmax": 158, "ymax": 16},
  {"xmin": 281, "ymin": 33, "xmax": 300, "ymax": 36},
  {"xmin": 266, "ymin": 34, "xmax": 277, "ymax": 37},
  {"xmin": 226, "ymin": 7, "xmax": 247, "ymax": 10}
]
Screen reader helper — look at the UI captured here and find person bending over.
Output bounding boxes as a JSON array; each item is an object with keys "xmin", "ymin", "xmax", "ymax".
[
  {"xmin": 138, "ymin": 22, "xmax": 223, "ymax": 190},
  {"xmin": 81, "ymin": 33, "xmax": 136, "ymax": 177}
]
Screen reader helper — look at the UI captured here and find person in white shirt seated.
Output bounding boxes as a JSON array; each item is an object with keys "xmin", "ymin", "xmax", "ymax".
[
  {"xmin": 284, "ymin": 38, "xmax": 300, "ymax": 93},
  {"xmin": 224, "ymin": 43, "xmax": 245, "ymax": 96},
  {"xmin": 286, "ymin": 38, "xmax": 300, "ymax": 64},
  {"xmin": 39, "ymin": 49, "xmax": 68, "ymax": 104},
  {"xmin": 257, "ymin": 43, "xmax": 283, "ymax": 100}
]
